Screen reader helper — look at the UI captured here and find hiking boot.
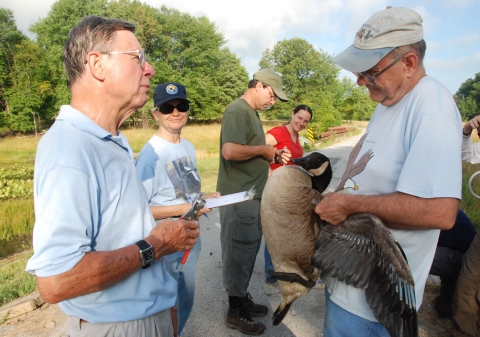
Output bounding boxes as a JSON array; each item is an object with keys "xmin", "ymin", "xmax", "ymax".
[
  {"xmin": 243, "ymin": 292, "xmax": 268, "ymax": 317},
  {"xmin": 226, "ymin": 307, "xmax": 266, "ymax": 335}
]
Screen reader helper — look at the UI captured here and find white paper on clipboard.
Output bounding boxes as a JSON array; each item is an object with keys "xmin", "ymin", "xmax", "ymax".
[{"xmin": 205, "ymin": 189, "xmax": 255, "ymax": 208}]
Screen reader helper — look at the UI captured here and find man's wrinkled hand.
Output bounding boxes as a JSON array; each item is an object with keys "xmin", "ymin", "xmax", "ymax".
[
  {"xmin": 314, "ymin": 192, "xmax": 348, "ymax": 225},
  {"xmin": 147, "ymin": 219, "xmax": 199, "ymax": 258}
]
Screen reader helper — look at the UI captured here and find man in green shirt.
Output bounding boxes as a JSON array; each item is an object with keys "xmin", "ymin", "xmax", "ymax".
[{"xmin": 217, "ymin": 69, "xmax": 289, "ymax": 335}]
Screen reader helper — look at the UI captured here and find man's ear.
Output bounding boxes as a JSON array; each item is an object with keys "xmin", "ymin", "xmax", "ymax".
[
  {"xmin": 403, "ymin": 53, "xmax": 419, "ymax": 78},
  {"xmin": 85, "ymin": 52, "xmax": 105, "ymax": 81}
]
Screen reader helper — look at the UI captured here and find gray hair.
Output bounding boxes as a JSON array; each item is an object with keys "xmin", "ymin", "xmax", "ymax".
[
  {"xmin": 63, "ymin": 15, "xmax": 136, "ymax": 87},
  {"xmin": 389, "ymin": 39, "xmax": 427, "ymax": 65}
]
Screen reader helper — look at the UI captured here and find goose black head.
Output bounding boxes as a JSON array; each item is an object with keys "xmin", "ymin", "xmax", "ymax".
[{"xmin": 291, "ymin": 152, "xmax": 332, "ymax": 193}]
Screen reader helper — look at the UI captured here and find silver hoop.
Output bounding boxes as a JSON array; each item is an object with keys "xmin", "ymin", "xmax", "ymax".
[{"xmin": 468, "ymin": 170, "xmax": 480, "ymax": 199}]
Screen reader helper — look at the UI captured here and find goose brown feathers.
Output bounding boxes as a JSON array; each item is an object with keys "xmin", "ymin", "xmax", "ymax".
[{"xmin": 261, "ymin": 152, "xmax": 418, "ymax": 337}]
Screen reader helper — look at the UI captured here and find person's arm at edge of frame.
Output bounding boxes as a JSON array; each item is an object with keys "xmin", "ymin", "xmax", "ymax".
[
  {"xmin": 315, "ymin": 191, "xmax": 459, "ymax": 230},
  {"xmin": 461, "ymin": 115, "xmax": 480, "ymax": 164},
  {"xmin": 35, "ymin": 218, "xmax": 199, "ymax": 304}
]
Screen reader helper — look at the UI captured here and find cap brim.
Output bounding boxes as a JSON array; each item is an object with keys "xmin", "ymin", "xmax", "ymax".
[
  {"xmin": 333, "ymin": 45, "xmax": 394, "ymax": 73},
  {"xmin": 270, "ymin": 87, "xmax": 288, "ymax": 102},
  {"xmin": 154, "ymin": 96, "xmax": 190, "ymax": 107}
]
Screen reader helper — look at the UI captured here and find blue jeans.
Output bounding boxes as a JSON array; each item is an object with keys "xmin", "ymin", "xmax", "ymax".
[
  {"xmin": 264, "ymin": 245, "xmax": 277, "ymax": 283},
  {"xmin": 324, "ymin": 288, "xmax": 390, "ymax": 337},
  {"xmin": 166, "ymin": 236, "xmax": 201, "ymax": 335}
]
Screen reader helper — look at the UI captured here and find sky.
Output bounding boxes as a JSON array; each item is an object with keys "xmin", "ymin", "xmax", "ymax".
[{"xmin": 3, "ymin": 0, "xmax": 480, "ymax": 94}]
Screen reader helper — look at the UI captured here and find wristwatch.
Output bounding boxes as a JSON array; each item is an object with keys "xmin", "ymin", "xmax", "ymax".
[{"xmin": 135, "ymin": 240, "xmax": 155, "ymax": 269}]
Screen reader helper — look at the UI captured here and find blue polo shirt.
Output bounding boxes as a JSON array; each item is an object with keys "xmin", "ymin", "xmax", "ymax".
[{"xmin": 25, "ymin": 105, "xmax": 177, "ymax": 323}]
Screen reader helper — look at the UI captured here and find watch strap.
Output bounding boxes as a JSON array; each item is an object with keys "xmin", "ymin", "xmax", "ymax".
[
  {"xmin": 135, "ymin": 239, "xmax": 154, "ymax": 269},
  {"xmin": 135, "ymin": 239, "xmax": 151, "ymax": 251}
]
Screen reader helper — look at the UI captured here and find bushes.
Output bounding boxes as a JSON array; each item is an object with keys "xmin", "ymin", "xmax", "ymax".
[
  {"xmin": 0, "ymin": 165, "xmax": 34, "ymax": 200},
  {"xmin": 0, "ymin": 165, "xmax": 35, "ymax": 240}
]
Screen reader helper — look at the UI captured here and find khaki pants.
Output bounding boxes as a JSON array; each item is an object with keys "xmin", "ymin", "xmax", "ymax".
[
  {"xmin": 453, "ymin": 233, "xmax": 480, "ymax": 336},
  {"xmin": 67, "ymin": 308, "xmax": 173, "ymax": 337}
]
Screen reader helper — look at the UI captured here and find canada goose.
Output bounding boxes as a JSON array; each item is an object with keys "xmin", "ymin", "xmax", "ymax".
[{"xmin": 261, "ymin": 152, "xmax": 418, "ymax": 337}]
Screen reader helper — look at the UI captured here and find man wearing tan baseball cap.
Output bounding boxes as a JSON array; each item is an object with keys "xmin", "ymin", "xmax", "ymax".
[{"xmin": 315, "ymin": 6, "xmax": 463, "ymax": 337}]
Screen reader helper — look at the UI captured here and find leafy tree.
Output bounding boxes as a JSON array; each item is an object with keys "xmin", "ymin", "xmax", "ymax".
[
  {"xmin": 137, "ymin": 5, "xmax": 247, "ymax": 122},
  {"xmin": 456, "ymin": 73, "xmax": 480, "ymax": 121},
  {"xmin": 26, "ymin": 0, "xmax": 247, "ymax": 129},
  {"xmin": 3, "ymin": 39, "xmax": 54, "ymax": 134},
  {"xmin": 258, "ymin": 38, "xmax": 343, "ymax": 128},
  {"xmin": 457, "ymin": 96, "xmax": 478, "ymax": 122},
  {"xmin": 258, "ymin": 37, "xmax": 376, "ymax": 131},
  {"xmin": 338, "ymin": 78, "xmax": 376, "ymax": 123},
  {"xmin": 30, "ymin": 0, "xmax": 109, "ymax": 123},
  {"xmin": 0, "ymin": 8, "xmax": 27, "ymax": 132}
]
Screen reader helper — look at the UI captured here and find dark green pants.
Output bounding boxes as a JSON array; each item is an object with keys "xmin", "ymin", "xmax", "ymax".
[{"xmin": 220, "ymin": 199, "xmax": 262, "ymax": 297}]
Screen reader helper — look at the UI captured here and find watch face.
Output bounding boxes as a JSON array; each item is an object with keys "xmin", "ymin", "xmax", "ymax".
[{"xmin": 143, "ymin": 247, "xmax": 155, "ymax": 264}]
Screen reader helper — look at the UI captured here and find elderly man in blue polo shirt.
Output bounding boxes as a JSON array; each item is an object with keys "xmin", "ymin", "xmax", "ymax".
[{"xmin": 25, "ymin": 15, "xmax": 199, "ymax": 337}]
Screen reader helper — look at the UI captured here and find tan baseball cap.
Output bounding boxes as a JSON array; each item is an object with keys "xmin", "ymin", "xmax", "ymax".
[
  {"xmin": 253, "ymin": 69, "xmax": 288, "ymax": 101},
  {"xmin": 333, "ymin": 6, "xmax": 423, "ymax": 73}
]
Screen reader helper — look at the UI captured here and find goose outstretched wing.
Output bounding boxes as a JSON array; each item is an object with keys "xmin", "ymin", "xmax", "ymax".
[{"xmin": 312, "ymin": 213, "xmax": 418, "ymax": 337}]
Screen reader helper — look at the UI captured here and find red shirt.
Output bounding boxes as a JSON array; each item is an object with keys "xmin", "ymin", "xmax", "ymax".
[{"xmin": 267, "ymin": 125, "xmax": 303, "ymax": 170}]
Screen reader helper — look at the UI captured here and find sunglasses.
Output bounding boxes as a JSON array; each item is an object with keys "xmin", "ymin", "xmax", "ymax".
[{"xmin": 155, "ymin": 102, "xmax": 190, "ymax": 114}]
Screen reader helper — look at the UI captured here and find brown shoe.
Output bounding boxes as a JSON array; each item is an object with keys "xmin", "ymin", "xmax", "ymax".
[
  {"xmin": 243, "ymin": 292, "xmax": 268, "ymax": 317},
  {"xmin": 226, "ymin": 308, "xmax": 266, "ymax": 335}
]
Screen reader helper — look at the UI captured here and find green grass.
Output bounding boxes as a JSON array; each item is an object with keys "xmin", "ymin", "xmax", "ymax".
[
  {"xmin": 0, "ymin": 250, "xmax": 36, "ymax": 306},
  {"xmin": 196, "ymin": 156, "xmax": 220, "ymax": 193},
  {"xmin": 0, "ymin": 137, "xmax": 39, "ymax": 166},
  {"xmin": 460, "ymin": 161, "xmax": 480, "ymax": 227},
  {"xmin": 0, "ymin": 199, "xmax": 35, "ymax": 240}
]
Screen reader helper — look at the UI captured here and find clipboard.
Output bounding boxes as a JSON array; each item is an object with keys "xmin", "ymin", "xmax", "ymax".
[{"xmin": 205, "ymin": 186, "xmax": 256, "ymax": 208}]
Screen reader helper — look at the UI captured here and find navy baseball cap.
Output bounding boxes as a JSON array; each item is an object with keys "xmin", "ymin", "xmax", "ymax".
[{"xmin": 153, "ymin": 82, "xmax": 190, "ymax": 107}]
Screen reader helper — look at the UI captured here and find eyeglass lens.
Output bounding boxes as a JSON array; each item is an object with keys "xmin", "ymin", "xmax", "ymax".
[
  {"xmin": 138, "ymin": 50, "xmax": 146, "ymax": 68},
  {"xmin": 267, "ymin": 87, "xmax": 277, "ymax": 101},
  {"xmin": 158, "ymin": 102, "xmax": 190, "ymax": 114},
  {"xmin": 354, "ymin": 52, "xmax": 407, "ymax": 86}
]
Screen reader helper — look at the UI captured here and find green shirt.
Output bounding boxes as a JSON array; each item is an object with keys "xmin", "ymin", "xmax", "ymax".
[{"xmin": 216, "ymin": 98, "xmax": 269, "ymax": 199}]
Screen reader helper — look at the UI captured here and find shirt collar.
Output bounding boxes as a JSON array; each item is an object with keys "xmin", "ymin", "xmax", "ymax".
[{"xmin": 56, "ymin": 105, "xmax": 133, "ymax": 157}]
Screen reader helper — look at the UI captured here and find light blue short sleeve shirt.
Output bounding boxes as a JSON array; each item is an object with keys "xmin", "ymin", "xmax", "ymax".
[{"xmin": 25, "ymin": 105, "xmax": 177, "ymax": 323}]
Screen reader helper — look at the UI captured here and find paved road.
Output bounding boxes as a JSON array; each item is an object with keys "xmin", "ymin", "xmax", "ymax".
[{"xmin": 182, "ymin": 133, "xmax": 365, "ymax": 337}]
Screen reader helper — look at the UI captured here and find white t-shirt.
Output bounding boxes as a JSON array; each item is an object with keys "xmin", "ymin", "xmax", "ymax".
[
  {"xmin": 135, "ymin": 135, "xmax": 197, "ymax": 207},
  {"xmin": 327, "ymin": 76, "xmax": 463, "ymax": 321}
]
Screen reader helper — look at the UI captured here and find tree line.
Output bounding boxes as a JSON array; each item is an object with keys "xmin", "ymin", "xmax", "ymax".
[
  {"xmin": 455, "ymin": 73, "xmax": 480, "ymax": 122},
  {"xmin": 2, "ymin": 0, "xmax": 379, "ymax": 136}
]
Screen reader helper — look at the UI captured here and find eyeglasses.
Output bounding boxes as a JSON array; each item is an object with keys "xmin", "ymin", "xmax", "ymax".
[
  {"xmin": 354, "ymin": 52, "xmax": 407, "ymax": 86},
  {"xmin": 155, "ymin": 102, "xmax": 190, "ymax": 114},
  {"xmin": 103, "ymin": 49, "xmax": 147, "ymax": 69},
  {"xmin": 266, "ymin": 86, "xmax": 277, "ymax": 102}
]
